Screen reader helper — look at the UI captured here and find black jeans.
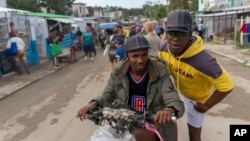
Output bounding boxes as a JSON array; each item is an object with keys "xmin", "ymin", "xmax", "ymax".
[{"xmin": 198, "ymin": 31, "xmax": 203, "ymax": 39}]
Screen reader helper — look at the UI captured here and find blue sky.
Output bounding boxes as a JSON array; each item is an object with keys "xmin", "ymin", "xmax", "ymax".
[{"xmin": 74, "ymin": 0, "xmax": 167, "ymax": 9}]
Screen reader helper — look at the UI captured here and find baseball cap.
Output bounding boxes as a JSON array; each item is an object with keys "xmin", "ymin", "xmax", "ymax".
[
  {"xmin": 125, "ymin": 35, "xmax": 150, "ymax": 52},
  {"xmin": 114, "ymin": 37, "xmax": 124, "ymax": 44},
  {"xmin": 166, "ymin": 10, "xmax": 193, "ymax": 33},
  {"xmin": 86, "ymin": 23, "xmax": 92, "ymax": 26}
]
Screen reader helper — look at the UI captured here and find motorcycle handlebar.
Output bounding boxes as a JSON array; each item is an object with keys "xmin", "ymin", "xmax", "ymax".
[
  {"xmin": 145, "ymin": 113, "xmax": 177, "ymax": 123},
  {"xmin": 87, "ymin": 104, "xmax": 177, "ymax": 130}
]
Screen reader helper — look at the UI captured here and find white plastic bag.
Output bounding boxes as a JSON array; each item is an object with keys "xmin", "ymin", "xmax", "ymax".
[
  {"xmin": 103, "ymin": 44, "xmax": 110, "ymax": 56},
  {"xmin": 88, "ymin": 124, "xmax": 136, "ymax": 141}
]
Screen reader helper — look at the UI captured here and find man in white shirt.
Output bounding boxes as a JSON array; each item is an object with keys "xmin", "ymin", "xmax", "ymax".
[
  {"xmin": 6, "ymin": 31, "xmax": 30, "ymax": 75},
  {"xmin": 197, "ymin": 20, "xmax": 204, "ymax": 39}
]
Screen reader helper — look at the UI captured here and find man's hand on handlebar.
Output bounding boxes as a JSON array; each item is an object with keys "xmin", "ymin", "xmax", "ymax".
[
  {"xmin": 76, "ymin": 101, "xmax": 98, "ymax": 121},
  {"xmin": 154, "ymin": 108, "xmax": 174, "ymax": 126}
]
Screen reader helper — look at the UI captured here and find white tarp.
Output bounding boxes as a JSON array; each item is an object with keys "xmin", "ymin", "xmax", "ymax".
[
  {"xmin": 0, "ymin": 7, "xmax": 30, "ymax": 13},
  {"xmin": 46, "ymin": 18, "xmax": 75, "ymax": 24}
]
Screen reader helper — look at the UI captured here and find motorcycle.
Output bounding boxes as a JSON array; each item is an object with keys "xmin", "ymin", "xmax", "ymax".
[{"xmin": 86, "ymin": 103, "xmax": 176, "ymax": 141}]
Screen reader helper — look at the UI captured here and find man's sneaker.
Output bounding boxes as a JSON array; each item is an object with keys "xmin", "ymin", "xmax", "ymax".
[
  {"xmin": 53, "ymin": 66, "xmax": 60, "ymax": 69},
  {"xmin": 90, "ymin": 57, "xmax": 94, "ymax": 61},
  {"xmin": 84, "ymin": 56, "xmax": 88, "ymax": 60}
]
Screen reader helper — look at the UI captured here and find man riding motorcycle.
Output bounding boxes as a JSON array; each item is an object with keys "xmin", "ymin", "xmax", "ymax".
[{"xmin": 77, "ymin": 35, "xmax": 185, "ymax": 141}]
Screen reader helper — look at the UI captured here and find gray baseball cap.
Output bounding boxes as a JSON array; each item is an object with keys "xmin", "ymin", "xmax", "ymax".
[{"xmin": 125, "ymin": 35, "xmax": 150, "ymax": 52}]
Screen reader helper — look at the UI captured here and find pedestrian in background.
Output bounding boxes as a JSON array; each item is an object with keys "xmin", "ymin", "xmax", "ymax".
[
  {"xmin": 56, "ymin": 26, "xmax": 64, "ymax": 44},
  {"xmin": 75, "ymin": 27, "xmax": 83, "ymax": 50},
  {"xmin": 9, "ymin": 21, "xmax": 29, "ymax": 38},
  {"xmin": 192, "ymin": 22, "xmax": 199, "ymax": 35},
  {"xmin": 48, "ymin": 28, "xmax": 60, "ymax": 68},
  {"xmin": 99, "ymin": 29, "xmax": 106, "ymax": 49},
  {"xmin": 107, "ymin": 30, "xmax": 118, "ymax": 71},
  {"xmin": 124, "ymin": 27, "xmax": 130, "ymax": 42},
  {"xmin": 9, "ymin": 21, "xmax": 18, "ymax": 35},
  {"xmin": 7, "ymin": 31, "xmax": 30, "ymax": 75},
  {"xmin": 155, "ymin": 22, "xmax": 164, "ymax": 37},
  {"xmin": 83, "ymin": 24, "xmax": 95, "ymax": 61},
  {"xmin": 198, "ymin": 20, "xmax": 204, "ymax": 39},
  {"xmin": 129, "ymin": 25, "xmax": 136, "ymax": 37},
  {"xmin": 158, "ymin": 20, "xmax": 168, "ymax": 53},
  {"xmin": 114, "ymin": 37, "xmax": 125, "ymax": 62},
  {"xmin": 143, "ymin": 21, "xmax": 161, "ymax": 57},
  {"xmin": 87, "ymin": 23, "xmax": 97, "ymax": 56},
  {"xmin": 160, "ymin": 20, "xmax": 168, "ymax": 43}
]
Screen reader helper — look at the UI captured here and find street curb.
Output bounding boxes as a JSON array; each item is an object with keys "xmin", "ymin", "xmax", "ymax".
[
  {"xmin": 0, "ymin": 64, "xmax": 64, "ymax": 101},
  {"xmin": 207, "ymin": 49, "xmax": 250, "ymax": 66}
]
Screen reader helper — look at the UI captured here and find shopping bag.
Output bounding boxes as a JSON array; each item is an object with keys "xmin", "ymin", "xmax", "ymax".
[
  {"xmin": 87, "ymin": 124, "xmax": 136, "ymax": 141},
  {"xmin": 50, "ymin": 44, "xmax": 62, "ymax": 56},
  {"xmin": 103, "ymin": 44, "xmax": 110, "ymax": 56},
  {"xmin": 5, "ymin": 42, "xmax": 18, "ymax": 56}
]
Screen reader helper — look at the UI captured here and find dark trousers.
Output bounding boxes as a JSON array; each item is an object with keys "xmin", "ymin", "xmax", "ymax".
[
  {"xmin": 198, "ymin": 31, "xmax": 203, "ymax": 39},
  {"xmin": 93, "ymin": 44, "xmax": 96, "ymax": 56},
  {"xmin": 84, "ymin": 44, "xmax": 96, "ymax": 56}
]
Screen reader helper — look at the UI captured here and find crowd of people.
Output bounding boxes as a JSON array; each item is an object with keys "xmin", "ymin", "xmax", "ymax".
[{"xmin": 76, "ymin": 9, "xmax": 234, "ymax": 141}]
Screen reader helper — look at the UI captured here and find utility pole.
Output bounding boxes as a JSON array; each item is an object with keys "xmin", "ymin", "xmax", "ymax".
[
  {"xmin": 146, "ymin": 0, "xmax": 153, "ymax": 19},
  {"xmin": 145, "ymin": 0, "xmax": 160, "ymax": 20},
  {"xmin": 166, "ymin": 0, "xmax": 170, "ymax": 14}
]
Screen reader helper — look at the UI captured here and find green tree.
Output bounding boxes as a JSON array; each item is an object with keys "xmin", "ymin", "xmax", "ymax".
[
  {"xmin": 169, "ymin": 0, "xmax": 181, "ymax": 11},
  {"xmin": 123, "ymin": 13, "xmax": 130, "ymax": 21},
  {"xmin": 125, "ymin": 8, "xmax": 143, "ymax": 17},
  {"xmin": 182, "ymin": 0, "xmax": 189, "ymax": 10},
  {"xmin": 142, "ymin": 4, "xmax": 151, "ymax": 18},
  {"xmin": 109, "ymin": 6, "xmax": 123, "ymax": 11},
  {"xmin": 38, "ymin": 0, "xmax": 75, "ymax": 15},
  {"xmin": 7, "ymin": 0, "xmax": 41, "ymax": 12},
  {"xmin": 190, "ymin": 0, "xmax": 198, "ymax": 12},
  {"xmin": 168, "ymin": 0, "xmax": 190, "ymax": 11},
  {"xmin": 152, "ymin": 4, "xmax": 167, "ymax": 20}
]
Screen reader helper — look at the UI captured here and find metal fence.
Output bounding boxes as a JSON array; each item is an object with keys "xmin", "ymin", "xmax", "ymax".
[
  {"xmin": 196, "ymin": 9, "xmax": 250, "ymax": 47},
  {"xmin": 0, "ymin": 14, "xmax": 31, "ymax": 52},
  {"xmin": 235, "ymin": 18, "xmax": 250, "ymax": 48},
  {"xmin": 0, "ymin": 18, "xmax": 9, "ymax": 52}
]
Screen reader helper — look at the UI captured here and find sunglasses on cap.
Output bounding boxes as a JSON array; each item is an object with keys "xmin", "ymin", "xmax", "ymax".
[{"xmin": 166, "ymin": 31, "xmax": 189, "ymax": 40}]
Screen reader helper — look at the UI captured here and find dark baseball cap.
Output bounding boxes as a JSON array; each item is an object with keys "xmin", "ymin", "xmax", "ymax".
[
  {"xmin": 86, "ymin": 23, "xmax": 92, "ymax": 26},
  {"xmin": 114, "ymin": 37, "xmax": 124, "ymax": 44},
  {"xmin": 125, "ymin": 35, "xmax": 150, "ymax": 52}
]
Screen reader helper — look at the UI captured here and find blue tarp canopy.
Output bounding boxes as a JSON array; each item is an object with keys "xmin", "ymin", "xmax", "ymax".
[{"xmin": 99, "ymin": 22, "xmax": 118, "ymax": 29}]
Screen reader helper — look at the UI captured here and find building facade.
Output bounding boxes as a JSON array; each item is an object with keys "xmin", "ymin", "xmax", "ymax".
[
  {"xmin": 200, "ymin": 0, "xmax": 249, "ymax": 11},
  {"xmin": 72, "ymin": 3, "xmax": 87, "ymax": 17},
  {"xmin": 197, "ymin": 0, "xmax": 250, "ymax": 45},
  {"xmin": 0, "ymin": 0, "xmax": 7, "ymax": 7}
]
